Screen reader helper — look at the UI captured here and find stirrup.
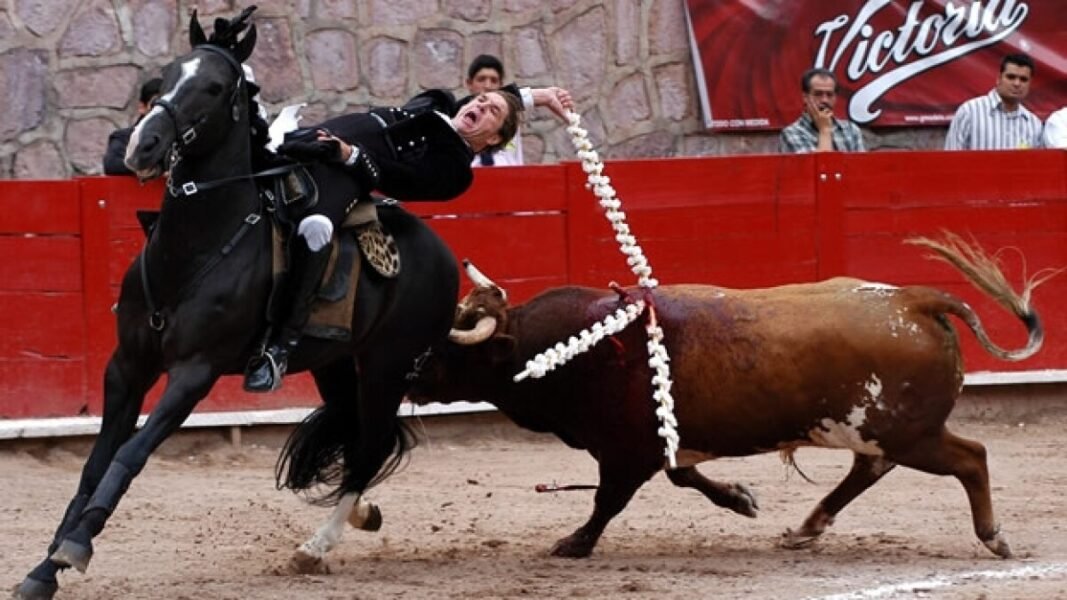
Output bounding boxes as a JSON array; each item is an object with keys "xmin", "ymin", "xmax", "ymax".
[{"xmin": 243, "ymin": 351, "xmax": 285, "ymax": 393}]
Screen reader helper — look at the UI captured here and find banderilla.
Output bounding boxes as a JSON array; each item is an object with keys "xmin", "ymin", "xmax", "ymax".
[{"xmin": 535, "ymin": 482, "xmax": 599, "ymax": 493}]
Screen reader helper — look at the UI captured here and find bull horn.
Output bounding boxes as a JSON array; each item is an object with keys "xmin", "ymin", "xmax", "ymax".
[
  {"xmin": 463, "ymin": 259, "xmax": 497, "ymax": 288},
  {"xmin": 463, "ymin": 259, "xmax": 508, "ymax": 301},
  {"xmin": 448, "ymin": 315, "xmax": 498, "ymax": 345}
]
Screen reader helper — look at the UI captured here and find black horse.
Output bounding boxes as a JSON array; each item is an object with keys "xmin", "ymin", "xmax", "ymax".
[{"xmin": 16, "ymin": 9, "xmax": 458, "ymax": 599}]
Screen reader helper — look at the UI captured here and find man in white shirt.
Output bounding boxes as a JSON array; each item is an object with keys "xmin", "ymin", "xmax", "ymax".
[{"xmin": 945, "ymin": 53, "xmax": 1043, "ymax": 150}]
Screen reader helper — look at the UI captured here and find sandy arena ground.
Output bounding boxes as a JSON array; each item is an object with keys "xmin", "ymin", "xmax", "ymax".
[{"xmin": 3, "ymin": 403, "xmax": 1067, "ymax": 600}]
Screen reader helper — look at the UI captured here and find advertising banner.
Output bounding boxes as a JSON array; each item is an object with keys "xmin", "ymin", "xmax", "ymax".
[{"xmin": 685, "ymin": 0, "xmax": 1067, "ymax": 130}]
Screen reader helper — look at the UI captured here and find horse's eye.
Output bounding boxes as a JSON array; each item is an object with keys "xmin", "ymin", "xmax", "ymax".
[{"xmin": 206, "ymin": 82, "xmax": 224, "ymax": 96}]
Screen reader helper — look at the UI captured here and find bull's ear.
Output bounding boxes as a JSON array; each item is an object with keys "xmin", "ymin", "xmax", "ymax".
[
  {"xmin": 189, "ymin": 10, "xmax": 207, "ymax": 47},
  {"xmin": 487, "ymin": 334, "xmax": 517, "ymax": 366},
  {"xmin": 233, "ymin": 24, "xmax": 256, "ymax": 63}
]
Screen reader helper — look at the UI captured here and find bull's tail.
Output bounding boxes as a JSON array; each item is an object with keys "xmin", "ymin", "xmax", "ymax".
[{"xmin": 905, "ymin": 232, "xmax": 1062, "ymax": 361}]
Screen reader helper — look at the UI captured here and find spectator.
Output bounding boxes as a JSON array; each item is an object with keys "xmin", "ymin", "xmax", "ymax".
[
  {"xmin": 463, "ymin": 54, "xmax": 524, "ymax": 166},
  {"xmin": 1043, "ymin": 106, "xmax": 1067, "ymax": 149},
  {"xmin": 103, "ymin": 78, "xmax": 163, "ymax": 175},
  {"xmin": 779, "ymin": 68, "xmax": 865, "ymax": 153},
  {"xmin": 944, "ymin": 53, "xmax": 1043, "ymax": 150}
]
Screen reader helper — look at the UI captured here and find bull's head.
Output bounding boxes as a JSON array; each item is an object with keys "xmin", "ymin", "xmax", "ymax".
[
  {"xmin": 448, "ymin": 260, "xmax": 510, "ymax": 345},
  {"xmin": 407, "ymin": 260, "xmax": 517, "ymax": 405}
]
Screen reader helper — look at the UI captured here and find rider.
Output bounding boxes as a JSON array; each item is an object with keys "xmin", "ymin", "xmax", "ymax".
[{"xmin": 243, "ymin": 85, "xmax": 574, "ymax": 392}]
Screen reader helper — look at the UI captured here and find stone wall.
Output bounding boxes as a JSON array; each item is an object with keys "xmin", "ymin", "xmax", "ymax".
[{"xmin": 0, "ymin": 0, "xmax": 948, "ymax": 180}]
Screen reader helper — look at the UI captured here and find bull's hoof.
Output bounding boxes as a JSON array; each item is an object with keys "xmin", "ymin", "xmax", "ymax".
[
  {"xmin": 779, "ymin": 527, "xmax": 821, "ymax": 550},
  {"xmin": 730, "ymin": 483, "xmax": 759, "ymax": 518},
  {"xmin": 49, "ymin": 538, "xmax": 93, "ymax": 573},
  {"xmin": 288, "ymin": 549, "xmax": 330, "ymax": 575},
  {"xmin": 12, "ymin": 576, "xmax": 58, "ymax": 600},
  {"xmin": 982, "ymin": 532, "xmax": 1013, "ymax": 559},
  {"xmin": 549, "ymin": 535, "xmax": 594, "ymax": 559},
  {"xmin": 347, "ymin": 502, "xmax": 382, "ymax": 532}
]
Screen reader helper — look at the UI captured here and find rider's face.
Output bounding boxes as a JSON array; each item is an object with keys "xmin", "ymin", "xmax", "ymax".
[{"xmin": 453, "ymin": 91, "xmax": 509, "ymax": 152}]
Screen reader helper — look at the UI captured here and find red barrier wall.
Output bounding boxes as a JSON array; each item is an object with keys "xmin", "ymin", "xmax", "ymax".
[{"xmin": 2, "ymin": 151, "xmax": 1065, "ymax": 418}]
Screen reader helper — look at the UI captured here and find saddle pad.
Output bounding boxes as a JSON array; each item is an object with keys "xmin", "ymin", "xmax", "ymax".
[
  {"xmin": 354, "ymin": 220, "xmax": 400, "ymax": 278},
  {"xmin": 266, "ymin": 203, "xmax": 401, "ymax": 342}
]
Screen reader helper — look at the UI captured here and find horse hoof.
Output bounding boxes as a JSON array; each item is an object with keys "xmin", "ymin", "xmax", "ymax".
[
  {"xmin": 549, "ymin": 536, "xmax": 594, "ymax": 559},
  {"xmin": 13, "ymin": 577, "xmax": 58, "ymax": 600},
  {"xmin": 288, "ymin": 549, "xmax": 330, "ymax": 575},
  {"xmin": 347, "ymin": 502, "xmax": 382, "ymax": 532},
  {"xmin": 345, "ymin": 497, "xmax": 384, "ymax": 529},
  {"xmin": 50, "ymin": 538, "xmax": 93, "ymax": 573}
]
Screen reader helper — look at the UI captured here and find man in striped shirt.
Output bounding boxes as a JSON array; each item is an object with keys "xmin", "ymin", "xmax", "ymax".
[{"xmin": 945, "ymin": 53, "xmax": 1043, "ymax": 150}]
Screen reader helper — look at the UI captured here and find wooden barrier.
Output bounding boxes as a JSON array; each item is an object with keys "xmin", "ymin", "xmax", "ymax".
[{"xmin": 1, "ymin": 150, "xmax": 1065, "ymax": 418}]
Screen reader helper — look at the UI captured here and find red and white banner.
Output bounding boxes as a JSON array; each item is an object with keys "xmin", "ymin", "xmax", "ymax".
[{"xmin": 685, "ymin": 0, "xmax": 1067, "ymax": 130}]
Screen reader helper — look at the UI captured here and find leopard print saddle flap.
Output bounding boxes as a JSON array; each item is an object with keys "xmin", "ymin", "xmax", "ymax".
[{"xmin": 343, "ymin": 201, "xmax": 400, "ymax": 279}]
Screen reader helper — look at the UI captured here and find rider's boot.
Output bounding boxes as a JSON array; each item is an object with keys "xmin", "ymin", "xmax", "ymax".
[{"xmin": 244, "ymin": 242, "xmax": 331, "ymax": 392}]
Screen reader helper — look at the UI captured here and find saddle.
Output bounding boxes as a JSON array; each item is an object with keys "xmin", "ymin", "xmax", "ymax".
[
  {"xmin": 268, "ymin": 191, "xmax": 402, "ymax": 341},
  {"xmin": 137, "ymin": 167, "xmax": 400, "ymax": 342}
]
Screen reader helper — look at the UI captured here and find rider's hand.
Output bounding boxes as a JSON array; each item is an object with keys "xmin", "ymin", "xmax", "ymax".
[
  {"xmin": 317, "ymin": 131, "xmax": 353, "ymax": 163},
  {"xmin": 531, "ymin": 87, "xmax": 575, "ymax": 121},
  {"xmin": 277, "ymin": 128, "xmax": 342, "ymax": 162}
]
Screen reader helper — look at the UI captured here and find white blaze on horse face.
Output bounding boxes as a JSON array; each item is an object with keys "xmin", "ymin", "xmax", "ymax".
[
  {"xmin": 162, "ymin": 58, "xmax": 202, "ymax": 103},
  {"xmin": 127, "ymin": 57, "xmax": 202, "ymax": 166}
]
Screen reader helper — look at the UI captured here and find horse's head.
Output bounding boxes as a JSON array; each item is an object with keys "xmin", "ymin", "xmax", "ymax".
[{"xmin": 125, "ymin": 7, "xmax": 258, "ymax": 180}]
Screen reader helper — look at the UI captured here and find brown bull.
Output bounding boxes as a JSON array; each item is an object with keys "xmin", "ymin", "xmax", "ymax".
[{"xmin": 406, "ymin": 235, "xmax": 1052, "ymax": 559}]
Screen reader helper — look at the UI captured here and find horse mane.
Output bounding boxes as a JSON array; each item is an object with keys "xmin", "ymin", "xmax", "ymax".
[{"xmin": 188, "ymin": 6, "xmax": 272, "ymax": 166}]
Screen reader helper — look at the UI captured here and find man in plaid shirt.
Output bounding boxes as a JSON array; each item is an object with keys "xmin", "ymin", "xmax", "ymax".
[{"xmin": 779, "ymin": 68, "xmax": 865, "ymax": 153}]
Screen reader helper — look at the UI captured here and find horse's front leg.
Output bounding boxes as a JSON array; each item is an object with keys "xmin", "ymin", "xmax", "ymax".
[
  {"xmin": 17, "ymin": 350, "xmax": 161, "ymax": 600},
  {"xmin": 42, "ymin": 363, "xmax": 216, "ymax": 586}
]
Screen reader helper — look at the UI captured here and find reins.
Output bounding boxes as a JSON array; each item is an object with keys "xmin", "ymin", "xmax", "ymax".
[
  {"xmin": 139, "ymin": 195, "xmax": 262, "ymax": 331},
  {"xmin": 166, "ymin": 162, "xmax": 300, "ymax": 198}
]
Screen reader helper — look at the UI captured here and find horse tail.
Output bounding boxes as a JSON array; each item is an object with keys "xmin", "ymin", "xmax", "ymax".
[
  {"xmin": 275, "ymin": 406, "xmax": 346, "ymax": 504},
  {"xmin": 905, "ymin": 232, "xmax": 1060, "ymax": 361},
  {"xmin": 275, "ymin": 403, "xmax": 418, "ymax": 506}
]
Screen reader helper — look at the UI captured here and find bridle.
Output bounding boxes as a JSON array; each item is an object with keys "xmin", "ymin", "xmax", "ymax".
[
  {"xmin": 151, "ymin": 44, "xmax": 246, "ymax": 172},
  {"xmin": 138, "ymin": 43, "xmax": 280, "ymax": 330}
]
